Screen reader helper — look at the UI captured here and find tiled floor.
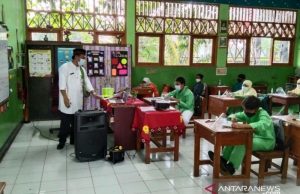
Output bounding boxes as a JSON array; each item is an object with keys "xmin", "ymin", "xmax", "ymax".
[{"xmin": 0, "ymin": 120, "xmax": 299, "ymax": 194}]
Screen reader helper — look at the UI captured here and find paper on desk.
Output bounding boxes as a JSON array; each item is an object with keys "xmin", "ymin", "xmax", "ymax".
[
  {"xmin": 140, "ymin": 106, "xmax": 156, "ymax": 112},
  {"xmin": 108, "ymin": 99, "xmax": 124, "ymax": 104}
]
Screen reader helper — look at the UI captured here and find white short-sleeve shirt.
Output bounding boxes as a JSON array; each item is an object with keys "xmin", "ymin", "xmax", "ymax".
[{"xmin": 58, "ymin": 62, "xmax": 94, "ymax": 114}]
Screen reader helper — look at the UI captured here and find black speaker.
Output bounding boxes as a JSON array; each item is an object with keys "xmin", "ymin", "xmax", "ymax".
[{"xmin": 74, "ymin": 110, "xmax": 107, "ymax": 162}]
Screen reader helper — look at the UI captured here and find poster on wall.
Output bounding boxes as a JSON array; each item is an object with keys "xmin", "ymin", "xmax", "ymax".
[
  {"xmin": 87, "ymin": 50, "xmax": 105, "ymax": 76},
  {"xmin": 57, "ymin": 47, "xmax": 75, "ymax": 70},
  {"xmin": 0, "ymin": 28, "xmax": 9, "ymax": 112},
  {"xmin": 111, "ymin": 51, "xmax": 128, "ymax": 76},
  {"xmin": 28, "ymin": 49, "xmax": 52, "ymax": 77}
]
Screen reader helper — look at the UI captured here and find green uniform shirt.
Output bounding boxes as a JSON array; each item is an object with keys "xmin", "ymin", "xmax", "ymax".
[
  {"xmin": 232, "ymin": 108, "xmax": 275, "ymax": 150},
  {"xmin": 168, "ymin": 86, "xmax": 194, "ymax": 112}
]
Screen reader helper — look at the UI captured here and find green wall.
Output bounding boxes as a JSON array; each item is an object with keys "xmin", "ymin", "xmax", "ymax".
[
  {"xmin": 126, "ymin": 0, "xmax": 297, "ymax": 91},
  {"xmin": 0, "ymin": 0, "xmax": 25, "ymax": 150}
]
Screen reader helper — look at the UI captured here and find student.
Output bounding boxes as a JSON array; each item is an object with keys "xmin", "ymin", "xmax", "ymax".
[
  {"xmin": 232, "ymin": 74, "xmax": 246, "ymax": 92},
  {"xmin": 208, "ymin": 96, "xmax": 275, "ymax": 175},
  {"xmin": 287, "ymin": 79, "xmax": 300, "ymax": 96},
  {"xmin": 142, "ymin": 77, "xmax": 159, "ymax": 97},
  {"xmin": 233, "ymin": 80, "xmax": 257, "ymax": 97},
  {"xmin": 193, "ymin": 74, "xmax": 206, "ymax": 116},
  {"xmin": 168, "ymin": 77, "xmax": 194, "ymax": 126},
  {"xmin": 57, "ymin": 48, "xmax": 101, "ymax": 150}
]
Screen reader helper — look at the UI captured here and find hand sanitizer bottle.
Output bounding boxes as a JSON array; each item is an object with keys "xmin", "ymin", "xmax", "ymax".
[
  {"xmin": 218, "ymin": 79, "xmax": 222, "ymax": 86},
  {"xmin": 218, "ymin": 90, "xmax": 221, "ymax": 96}
]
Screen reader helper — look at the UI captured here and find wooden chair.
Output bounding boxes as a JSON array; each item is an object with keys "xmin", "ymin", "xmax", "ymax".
[
  {"xmin": 184, "ymin": 96, "xmax": 208, "ymax": 138},
  {"xmin": 250, "ymin": 122, "xmax": 291, "ymax": 186},
  {"xmin": 0, "ymin": 182, "xmax": 6, "ymax": 194}
]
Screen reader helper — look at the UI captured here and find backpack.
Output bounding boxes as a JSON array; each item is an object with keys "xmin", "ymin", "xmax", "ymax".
[{"xmin": 273, "ymin": 120, "xmax": 289, "ymax": 151}]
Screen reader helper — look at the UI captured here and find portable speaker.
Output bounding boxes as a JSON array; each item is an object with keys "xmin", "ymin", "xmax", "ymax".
[{"xmin": 74, "ymin": 110, "xmax": 107, "ymax": 162}]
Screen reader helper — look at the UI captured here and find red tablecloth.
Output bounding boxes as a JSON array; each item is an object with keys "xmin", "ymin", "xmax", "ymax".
[
  {"xmin": 100, "ymin": 98, "xmax": 145, "ymax": 115},
  {"xmin": 132, "ymin": 106, "xmax": 185, "ymax": 143}
]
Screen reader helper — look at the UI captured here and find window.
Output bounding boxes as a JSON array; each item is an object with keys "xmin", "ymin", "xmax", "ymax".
[
  {"xmin": 136, "ymin": 0, "xmax": 218, "ymax": 66},
  {"xmin": 193, "ymin": 38, "xmax": 213, "ymax": 64},
  {"xmin": 228, "ymin": 7, "xmax": 296, "ymax": 66},
  {"xmin": 98, "ymin": 35, "xmax": 118, "ymax": 44},
  {"xmin": 31, "ymin": 32, "xmax": 58, "ymax": 41},
  {"xmin": 227, "ymin": 39, "xmax": 247, "ymax": 64},
  {"xmin": 26, "ymin": 0, "xmax": 126, "ymax": 42},
  {"xmin": 138, "ymin": 36, "xmax": 160, "ymax": 64}
]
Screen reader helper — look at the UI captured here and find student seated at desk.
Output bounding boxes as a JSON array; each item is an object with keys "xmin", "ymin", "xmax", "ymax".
[
  {"xmin": 141, "ymin": 77, "xmax": 159, "ymax": 97},
  {"xmin": 193, "ymin": 73, "xmax": 206, "ymax": 116},
  {"xmin": 232, "ymin": 74, "xmax": 246, "ymax": 92},
  {"xmin": 287, "ymin": 79, "xmax": 300, "ymax": 96},
  {"xmin": 233, "ymin": 80, "xmax": 257, "ymax": 97},
  {"xmin": 168, "ymin": 77, "xmax": 194, "ymax": 126},
  {"xmin": 208, "ymin": 96, "xmax": 275, "ymax": 175}
]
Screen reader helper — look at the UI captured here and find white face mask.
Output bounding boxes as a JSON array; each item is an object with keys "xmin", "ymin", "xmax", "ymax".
[
  {"xmin": 242, "ymin": 86, "xmax": 250, "ymax": 92},
  {"xmin": 78, "ymin": 58, "xmax": 86, "ymax": 66},
  {"xmin": 175, "ymin": 85, "xmax": 181, "ymax": 91},
  {"xmin": 196, "ymin": 79, "xmax": 201, "ymax": 83},
  {"xmin": 297, "ymin": 84, "xmax": 300, "ymax": 89}
]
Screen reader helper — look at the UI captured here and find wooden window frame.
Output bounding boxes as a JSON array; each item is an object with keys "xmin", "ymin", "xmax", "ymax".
[
  {"xmin": 25, "ymin": 0, "xmax": 126, "ymax": 43},
  {"xmin": 136, "ymin": 33, "xmax": 163, "ymax": 66},
  {"xmin": 191, "ymin": 36, "xmax": 217, "ymax": 67},
  {"xmin": 227, "ymin": 6, "xmax": 297, "ymax": 67},
  {"xmin": 135, "ymin": 0, "xmax": 219, "ymax": 67}
]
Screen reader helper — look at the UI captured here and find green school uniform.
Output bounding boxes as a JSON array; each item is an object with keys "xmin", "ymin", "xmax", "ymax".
[
  {"xmin": 168, "ymin": 86, "xmax": 194, "ymax": 112},
  {"xmin": 223, "ymin": 108, "xmax": 275, "ymax": 169}
]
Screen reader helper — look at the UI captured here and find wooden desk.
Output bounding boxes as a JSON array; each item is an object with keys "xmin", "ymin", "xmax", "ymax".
[
  {"xmin": 100, "ymin": 98, "xmax": 145, "ymax": 150},
  {"xmin": 132, "ymin": 87, "xmax": 154, "ymax": 99},
  {"xmin": 0, "ymin": 182, "xmax": 5, "ymax": 194},
  {"xmin": 269, "ymin": 94, "xmax": 300, "ymax": 115},
  {"xmin": 193, "ymin": 120, "xmax": 253, "ymax": 189},
  {"xmin": 272, "ymin": 115, "xmax": 300, "ymax": 185},
  {"xmin": 208, "ymin": 95, "xmax": 243, "ymax": 118},
  {"xmin": 208, "ymin": 86, "xmax": 231, "ymax": 95}
]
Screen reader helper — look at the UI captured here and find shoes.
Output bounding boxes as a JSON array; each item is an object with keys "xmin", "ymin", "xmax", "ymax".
[
  {"xmin": 208, "ymin": 151, "xmax": 235, "ymax": 175},
  {"xmin": 208, "ymin": 151, "xmax": 227, "ymax": 164},
  {"xmin": 57, "ymin": 143, "xmax": 65, "ymax": 150}
]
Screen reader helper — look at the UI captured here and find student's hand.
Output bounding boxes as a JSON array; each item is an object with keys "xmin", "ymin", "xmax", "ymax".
[{"xmin": 63, "ymin": 97, "xmax": 71, "ymax": 108}]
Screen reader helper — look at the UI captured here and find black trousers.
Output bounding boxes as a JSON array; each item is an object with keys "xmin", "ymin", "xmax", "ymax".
[{"xmin": 59, "ymin": 112, "xmax": 75, "ymax": 144}]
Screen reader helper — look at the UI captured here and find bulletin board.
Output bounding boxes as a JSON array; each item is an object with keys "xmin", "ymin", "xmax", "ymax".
[
  {"xmin": 0, "ymin": 27, "xmax": 9, "ymax": 113},
  {"xmin": 57, "ymin": 47, "xmax": 74, "ymax": 70},
  {"xmin": 87, "ymin": 50, "xmax": 105, "ymax": 76},
  {"xmin": 28, "ymin": 49, "xmax": 52, "ymax": 77},
  {"xmin": 111, "ymin": 51, "xmax": 128, "ymax": 76},
  {"xmin": 83, "ymin": 45, "xmax": 132, "ymax": 110}
]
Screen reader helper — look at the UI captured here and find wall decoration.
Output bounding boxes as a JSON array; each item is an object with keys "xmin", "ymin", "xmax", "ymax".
[
  {"xmin": 111, "ymin": 51, "xmax": 128, "ymax": 76},
  {"xmin": 219, "ymin": 36, "xmax": 227, "ymax": 47},
  {"xmin": 220, "ymin": 20, "xmax": 228, "ymax": 33},
  {"xmin": 57, "ymin": 47, "xmax": 75, "ymax": 70},
  {"xmin": 216, "ymin": 67, "xmax": 227, "ymax": 76},
  {"xmin": 87, "ymin": 50, "xmax": 105, "ymax": 76},
  {"xmin": 28, "ymin": 49, "xmax": 52, "ymax": 77}
]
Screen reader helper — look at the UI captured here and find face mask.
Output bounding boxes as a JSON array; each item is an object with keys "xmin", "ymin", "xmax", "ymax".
[
  {"xmin": 175, "ymin": 85, "xmax": 181, "ymax": 91},
  {"xmin": 196, "ymin": 79, "xmax": 201, "ymax": 83},
  {"xmin": 78, "ymin": 58, "xmax": 86, "ymax": 66},
  {"xmin": 242, "ymin": 86, "xmax": 250, "ymax": 92},
  {"xmin": 297, "ymin": 84, "xmax": 300, "ymax": 89},
  {"xmin": 244, "ymin": 111, "xmax": 256, "ymax": 118}
]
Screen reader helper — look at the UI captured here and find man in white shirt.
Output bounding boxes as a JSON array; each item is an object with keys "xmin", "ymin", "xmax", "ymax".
[{"xmin": 57, "ymin": 48, "xmax": 100, "ymax": 150}]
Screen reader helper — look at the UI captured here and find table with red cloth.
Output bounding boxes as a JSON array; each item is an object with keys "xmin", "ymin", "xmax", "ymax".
[
  {"xmin": 132, "ymin": 106, "xmax": 185, "ymax": 163},
  {"xmin": 100, "ymin": 98, "xmax": 145, "ymax": 115}
]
